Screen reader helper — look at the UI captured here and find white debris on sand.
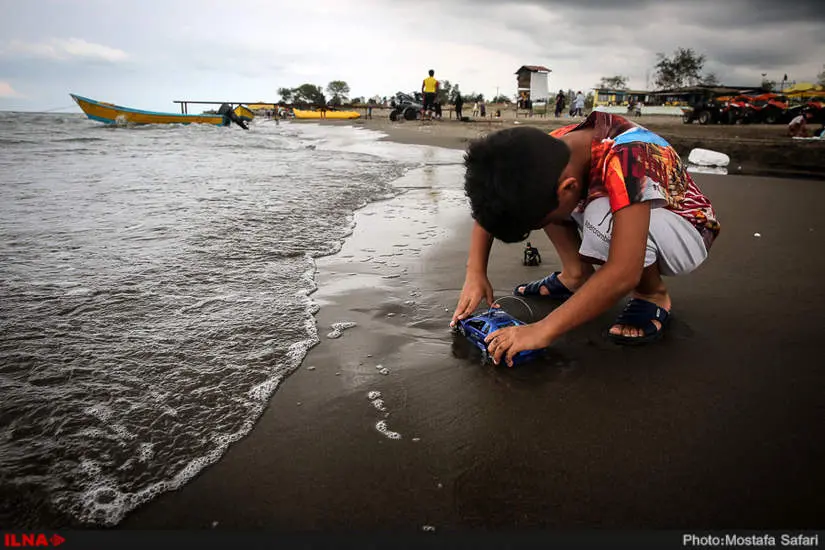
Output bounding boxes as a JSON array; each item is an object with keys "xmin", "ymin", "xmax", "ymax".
[{"xmin": 688, "ymin": 148, "xmax": 730, "ymax": 167}]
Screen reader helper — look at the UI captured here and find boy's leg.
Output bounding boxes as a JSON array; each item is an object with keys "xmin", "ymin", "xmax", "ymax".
[
  {"xmin": 543, "ymin": 223, "xmax": 594, "ymax": 289},
  {"xmin": 608, "ymin": 262, "xmax": 670, "ymax": 338},
  {"xmin": 515, "ymin": 223, "xmax": 594, "ymax": 296},
  {"xmin": 577, "ymin": 197, "xmax": 708, "ymax": 339}
]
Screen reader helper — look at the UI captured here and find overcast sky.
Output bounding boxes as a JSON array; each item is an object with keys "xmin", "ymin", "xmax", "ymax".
[{"xmin": 1, "ymin": 0, "xmax": 823, "ymax": 112}]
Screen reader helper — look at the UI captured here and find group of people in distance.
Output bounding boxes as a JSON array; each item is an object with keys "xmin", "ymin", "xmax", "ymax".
[{"xmin": 420, "ymin": 69, "xmax": 484, "ymax": 121}]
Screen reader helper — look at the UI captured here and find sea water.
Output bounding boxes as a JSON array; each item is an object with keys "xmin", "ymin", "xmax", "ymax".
[{"xmin": 0, "ymin": 112, "xmax": 463, "ymax": 526}]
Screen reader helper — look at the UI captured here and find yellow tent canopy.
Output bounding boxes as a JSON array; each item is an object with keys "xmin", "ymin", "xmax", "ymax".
[
  {"xmin": 247, "ymin": 103, "xmax": 277, "ymax": 110},
  {"xmin": 783, "ymin": 82, "xmax": 825, "ymax": 94},
  {"xmin": 784, "ymin": 82, "xmax": 818, "ymax": 93},
  {"xmin": 785, "ymin": 89, "xmax": 825, "ymax": 98}
]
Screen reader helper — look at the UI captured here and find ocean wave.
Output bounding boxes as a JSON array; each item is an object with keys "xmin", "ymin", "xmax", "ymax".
[{"xmin": 0, "ymin": 112, "xmax": 421, "ymax": 527}]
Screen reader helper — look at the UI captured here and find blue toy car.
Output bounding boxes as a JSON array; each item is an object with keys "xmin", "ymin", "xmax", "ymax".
[{"xmin": 456, "ymin": 309, "xmax": 544, "ymax": 366}]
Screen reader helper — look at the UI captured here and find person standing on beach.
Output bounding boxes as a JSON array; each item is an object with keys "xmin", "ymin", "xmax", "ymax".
[
  {"xmin": 455, "ymin": 92, "xmax": 464, "ymax": 121},
  {"xmin": 451, "ymin": 111, "xmax": 720, "ymax": 364},
  {"xmin": 422, "ymin": 70, "xmax": 439, "ymax": 118},
  {"xmin": 573, "ymin": 91, "xmax": 585, "ymax": 116},
  {"xmin": 554, "ymin": 90, "xmax": 566, "ymax": 117}
]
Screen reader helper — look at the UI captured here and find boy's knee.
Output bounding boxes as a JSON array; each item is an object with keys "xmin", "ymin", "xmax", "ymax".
[{"xmin": 578, "ymin": 253, "xmax": 605, "ymax": 266}]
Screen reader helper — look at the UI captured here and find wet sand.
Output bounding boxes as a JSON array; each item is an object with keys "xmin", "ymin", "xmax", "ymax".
[{"xmin": 122, "ymin": 133, "xmax": 825, "ymax": 531}]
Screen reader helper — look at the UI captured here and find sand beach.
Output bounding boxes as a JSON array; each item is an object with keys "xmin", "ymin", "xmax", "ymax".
[{"xmin": 121, "ymin": 118, "xmax": 825, "ymax": 531}]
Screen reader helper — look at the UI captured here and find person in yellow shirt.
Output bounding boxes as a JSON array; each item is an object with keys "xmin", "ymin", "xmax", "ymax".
[{"xmin": 421, "ymin": 69, "xmax": 439, "ymax": 117}]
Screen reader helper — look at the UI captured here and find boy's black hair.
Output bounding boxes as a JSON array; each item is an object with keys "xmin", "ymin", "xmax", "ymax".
[
  {"xmin": 463, "ymin": 127, "xmax": 571, "ymax": 243},
  {"xmin": 428, "ymin": 69, "xmax": 435, "ymax": 76}
]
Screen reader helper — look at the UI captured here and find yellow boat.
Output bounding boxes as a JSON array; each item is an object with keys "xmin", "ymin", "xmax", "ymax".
[
  {"xmin": 233, "ymin": 105, "xmax": 255, "ymax": 122},
  {"xmin": 293, "ymin": 108, "xmax": 360, "ymax": 120},
  {"xmin": 70, "ymin": 94, "xmax": 252, "ymax": 128}
]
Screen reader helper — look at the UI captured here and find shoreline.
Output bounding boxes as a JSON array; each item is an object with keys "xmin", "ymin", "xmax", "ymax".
[{"xmin": 121, "ymin": 125, "xmax": 825, "ymax": 530}]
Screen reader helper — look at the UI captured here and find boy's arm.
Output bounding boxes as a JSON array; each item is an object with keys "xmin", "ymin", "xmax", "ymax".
[
  {"xmin": 451, "ymin": 221, "xmax": 495, "ymax": 325},
  {"xmin": 485, "ymin": 203, "xmax": 650, "ymax": 365},
  {"xmin": 466, "ymin": 220, "xmax": 494, "ymax": 273}
]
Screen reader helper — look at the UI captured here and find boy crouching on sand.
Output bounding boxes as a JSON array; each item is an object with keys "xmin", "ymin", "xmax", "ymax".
[{"xmin": 450, "ymin": 112, "xmax": 720, "ymax": 366}]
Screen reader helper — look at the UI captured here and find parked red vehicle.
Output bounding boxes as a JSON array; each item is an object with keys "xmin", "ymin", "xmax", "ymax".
[
  {"xmin": 683, "ymin": 91, "xmax": 824, "ymax": 125},
  {"xmin": 746, "ymin": 93, "xmax": 789, "ymax": 124}
]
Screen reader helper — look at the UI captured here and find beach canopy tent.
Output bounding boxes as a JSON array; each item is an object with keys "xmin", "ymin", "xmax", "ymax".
[{"xmin": 783, "ymin": 83, "xmax": 825, "ymax": 98}]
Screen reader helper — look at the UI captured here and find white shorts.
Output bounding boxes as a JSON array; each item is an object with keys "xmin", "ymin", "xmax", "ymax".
[{"xmin": 569, "ymin": 198, "xmax": 708, "ymax": 276}]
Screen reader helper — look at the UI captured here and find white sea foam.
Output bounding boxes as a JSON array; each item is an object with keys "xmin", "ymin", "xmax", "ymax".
[
  {"xmin": 375, "ymin": 420, "xmax": 401, "ymax": 440},
  {"xmin": 286, "ymin": 122, "xmax": 464, "ymax": 165},
  {"xmin": 327, "ymin": 321, "xmax": 357, "ymax": 339}
]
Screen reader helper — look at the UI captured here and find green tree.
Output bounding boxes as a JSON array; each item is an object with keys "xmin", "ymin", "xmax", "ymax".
[
  {"xmin": 701, "ymin": 72, "xmax": 720, "ymax": 86},
  {"xmin": 761, "ymin": 78, "xmax": 776, "ymax": 92},
  {"xmin": 817, "ymin": 64, "xmax": 825, "ymax": 86},
  {"xmin": 597, "ymin": 75, "xmax": 629, "ymax": 90},
  {"xmin": 278, "ymin": 87, "xmax": 293, "ymax": 103},
  {"xmin": 654, "ymin": 47, "xmax": 706, "ymax": 89},
  {"xmin": 585, "ymin": 92, "xmax": 594, "ymax": 110},
  {"xmin": 436, "ymin": 79, "xmax": 452, "ymax": 105},
  {"xmin": 448, "ymin": 85, "xmax": 461, "ymax": 103},
  {"xmin": 492, "ymin": 94, "xmax": 512, "ymax": 103},
  {"xmin": 326, "ymin": 80, "xmax": 350, "ymax": 106},
  {"xmin": 293, "ymin": 84, "xmax": 326, "ymax": 105}
]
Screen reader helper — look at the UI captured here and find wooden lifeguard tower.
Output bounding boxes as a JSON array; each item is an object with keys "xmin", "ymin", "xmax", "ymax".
[{"xmin": 515, "ymin": 65, "xmax": 551, "ymax": 105}]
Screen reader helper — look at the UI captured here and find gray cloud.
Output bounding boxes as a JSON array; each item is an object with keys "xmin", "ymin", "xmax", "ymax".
[
  {"xmin": 422, "ymin": 0, "xmax": 823, "ymax": 87},
  {"xmin": 1, "ymin": 0, "xmax": 822, "ymax": 112}
]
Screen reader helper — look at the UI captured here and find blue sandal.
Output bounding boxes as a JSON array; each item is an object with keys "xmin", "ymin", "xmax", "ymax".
[
  {"xmin": 513, "ymin": 271, "xmax": 574, "ymax": 300},
  {"xmin": 607, "ymin": 298, "xmax": 670, "ymax": 345}
]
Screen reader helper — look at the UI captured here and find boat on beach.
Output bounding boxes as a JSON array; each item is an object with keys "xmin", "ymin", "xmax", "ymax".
[
  {"xmin": 70, "ymin": 94, "xmax": 251, "ymax": 128},
  {"xmin": 292, "ymin": 108, "xmax": 360, "ymax": 120}
]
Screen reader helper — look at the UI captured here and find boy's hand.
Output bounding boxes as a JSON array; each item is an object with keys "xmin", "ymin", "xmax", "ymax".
[
  {"xmin": 450, "ymin": 271, "xmax": 498, "ymax": 327},
  {"xmin": 484, "ymin": 324, "xmax": 553, "ymax": 367}
]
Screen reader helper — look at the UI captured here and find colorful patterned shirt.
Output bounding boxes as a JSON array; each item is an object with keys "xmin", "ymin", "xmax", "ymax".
[{"xmin": 550, "ymin": 112, "xmax": 721, "ymax": 249}]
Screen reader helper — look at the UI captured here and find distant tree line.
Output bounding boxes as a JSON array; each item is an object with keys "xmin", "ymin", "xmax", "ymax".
[
  {"xmin": 275, "ymin": 79, "xmax": 519, "ymax": 108},
  {"xmin": 277, "ymin": 81, "xmax": 353, "ymax": 106},
  {"xmin": 591, "ymin": 47, "xmax": 822, "ymax": 93}
]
